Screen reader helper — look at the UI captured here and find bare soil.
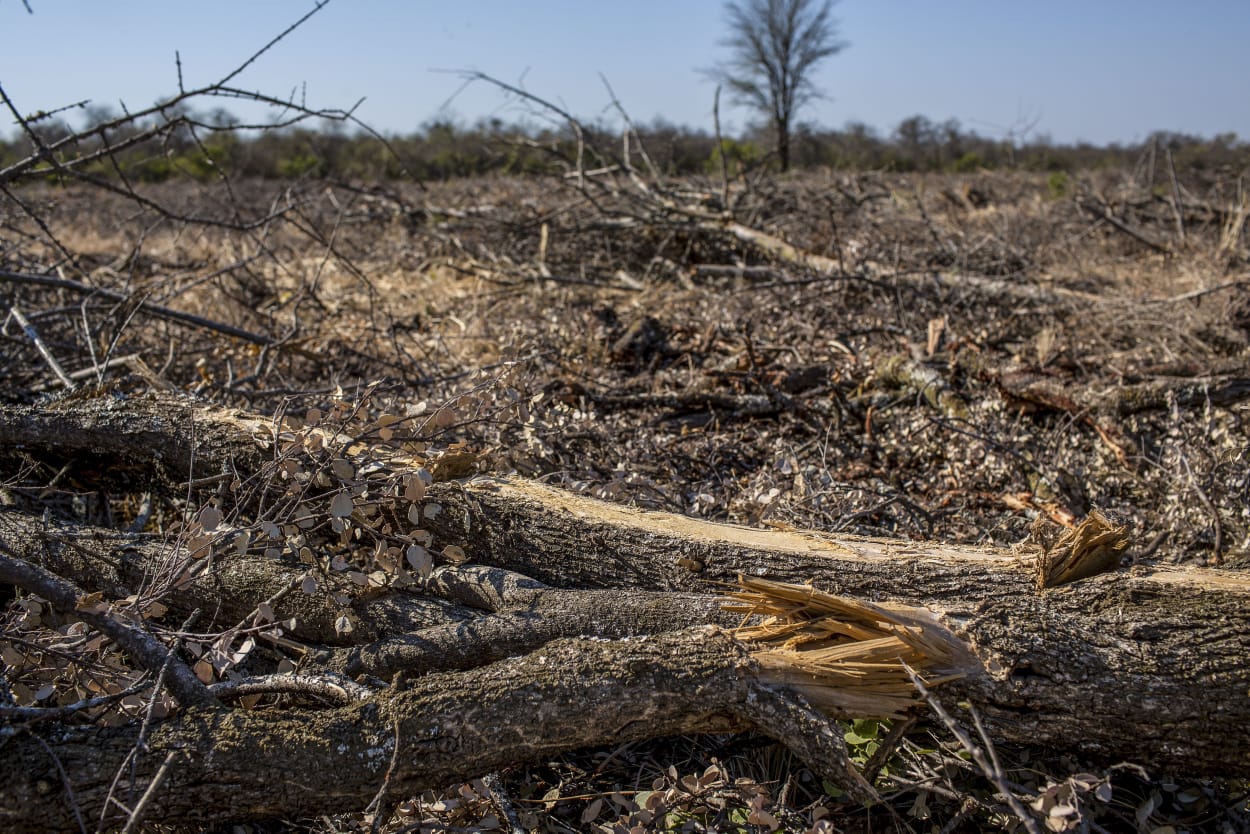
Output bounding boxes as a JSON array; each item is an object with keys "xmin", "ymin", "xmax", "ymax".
[
  {"xmin": 2, "ymin": 167, "xmax": 1248, "ymax": 831},
  {"xmin": 5, "ymin": 170, "xmax": 1245, "ymax": 566}
]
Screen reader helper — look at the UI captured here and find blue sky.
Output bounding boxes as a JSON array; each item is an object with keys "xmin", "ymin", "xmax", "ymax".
[{"xmin": 1, "ymin": 1, "xmax": 1247, "ymax": 145}]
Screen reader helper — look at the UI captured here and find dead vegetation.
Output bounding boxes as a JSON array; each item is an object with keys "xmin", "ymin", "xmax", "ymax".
[{"xmin": 2, "ymin": 67, "xmax": 1249, "ymax": 831}]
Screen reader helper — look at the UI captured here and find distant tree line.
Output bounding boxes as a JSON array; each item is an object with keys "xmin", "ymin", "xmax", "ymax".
[{"xmin": 3, "ymin": 107, "xmax": 1247, "ymax": 183}]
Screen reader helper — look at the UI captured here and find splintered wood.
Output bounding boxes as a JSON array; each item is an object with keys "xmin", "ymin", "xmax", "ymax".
[{"xmin": 725, "ymin": 577, "xmax": 973, "ymax": 718}]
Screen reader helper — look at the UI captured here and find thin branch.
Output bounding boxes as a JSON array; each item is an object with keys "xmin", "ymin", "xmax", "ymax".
[
  {"xmin": 216, "ymin": 0, "xmax": 332, "ymax": 89},
  {"xmin": 208, "ymin": 673, "xmax": 374, "ymax": 704},
  {"xmin": 0, "ymin": 547, "xmax": 219, "ymax": 709},
  {"xmin": 903, "ymin": 663, "xmax": 1042, "ymax": 834},
  {"xmin": 0, "ymin": 676, "xmax": 153, "ymax": 728},
  {"xmin": 0, "ymin": 269, "xmax": 275, "ymax": 346},
  {"xmin": 6, "ymin": 305, "xmax": 76, "ymax": 389},
  {"xmin": 117, "ymin": 750, "xmax": 179, "ymax": 834}
]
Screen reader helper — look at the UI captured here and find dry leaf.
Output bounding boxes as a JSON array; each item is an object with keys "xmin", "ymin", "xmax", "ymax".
[
  {"xmin": 406, "ymin": 545, "xmax": 432, "ymax": 578},
  {"xmin": 747, "ymin": 809, "xmax": 779, "ymax": 830},
  {"xmin": 404, "ymin": 474, "xmax": 427, "ymax": 502},
  {"xmin": 581, "ymin": 798, "xmax": 604, "ymax": 823},
  {"xmin": 329, "ymin": 492, "xmax": 355, "ymax": 518},
  {"xmin": 187, "ymin": 534, "xmax": 213, "ymax": 559},
  {"xmin": 193, "ymin": 659, "xmax": 214, "ymax": 684},
  {"xmin": 74, "ymin": 592, "xmax": 104, "ymax": 610},
  {"xmin": 198, "ymin": 505, "xmax": 222, "ymax": 532}
]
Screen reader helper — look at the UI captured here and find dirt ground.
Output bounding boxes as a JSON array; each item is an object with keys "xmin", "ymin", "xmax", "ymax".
[
  {"xmin": 2, "ymin": 167, "xmax": 1249, "ymax": 831},
  {"xmin": 5, "ymin": 169, "xmax": 1246, "ymax": 565}
]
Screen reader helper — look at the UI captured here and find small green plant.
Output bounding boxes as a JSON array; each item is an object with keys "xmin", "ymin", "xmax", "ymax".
[
  {"xmin": 1047, "ymin": 171, "xmax": 1071, "ymax": 199},
  {"xmin": 277, "ymin": 151, "xmax": 323, "ymax": 178},
  {"xmin": 952, "ymin": 150, "xmax": 985, "ymax": 173},
  {"xmin": 823, "ymin": 719, "xmax": 891, "ymax": 800},
  {"xmin": 706, "ymin": 138, "xmax": 762, "ymax": 177}
]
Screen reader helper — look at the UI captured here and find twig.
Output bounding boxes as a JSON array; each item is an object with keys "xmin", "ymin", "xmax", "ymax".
[
  {"xmin": 366, "ymin": 714, "xmax": 402, "ymax": 834},
  {"xmin": 0, "ymin": 677, "xmax": 153, "ymax": 727},
  {"xmin": 1165, "ymin": 147, "xmax": 1186, "ymax": 242},
  {"xmin": 117, "ymin": 750, "xmax": 179, "ymax": 834},
  {"xmin": 24, "ymin": 732, "xmax": 89, "ymax": 834},
  {"xmin": 7, "ymin": 305, "xmax": 76, "ymax": 389},
  {"xmin": 481, "ymin": 773, "xmax": 527, "ymax": 834},
  {"xmin": 1078, "ymin": 198, "xmax": 1171, "ymax": 254},
  {"xmin": 208, "ymin": 672, "xmax": 374, "ymax": 704},
  {"xmin": 29, "ymin": 353, "xmax": 172, "ymax": 394},
  {"xmin": 713, "ymin": 85, "xmax": 730, "ymax": 213},
  {"xmin": 0, "ymin": 269, "xmax": 274, "ymax": 345},
  {"xmin": 598, "ymin": 73, "xmax": 660, "ymax": 185},
  {"xmin": 1147, "ymin": 278, "xmax": 1248, "ymax": 304},
  {"xmin": 1180, "ymin": 453, "xmax": 1223, "ymax": 564},
  {"xmin": 902, "ymin": 663, "xmax": 1042, "ymax": 834},
  {"xmin": 0, "ymin": 547, "xmax": 218, "ymax": 709},
  {"xmin": 862, "ymin": 716, "xmax": 917, "ymax": 784}
]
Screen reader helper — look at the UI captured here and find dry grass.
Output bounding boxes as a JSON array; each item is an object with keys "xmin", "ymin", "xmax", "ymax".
[{"xmin": 3, "ymin": 168, "xmax": 1249, "ymax": 831}]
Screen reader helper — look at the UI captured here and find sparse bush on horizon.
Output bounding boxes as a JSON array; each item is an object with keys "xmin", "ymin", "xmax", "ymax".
[{"xmin": 4, "ymin": 106, "xmax": 1248, "ymax": 185}]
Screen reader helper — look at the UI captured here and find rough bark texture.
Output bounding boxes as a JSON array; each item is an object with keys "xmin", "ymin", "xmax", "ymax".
[
  {"xmin": 0, "ymin": 509, "xmax": 471, "ymax": 645},
  {"xmin": 3, "ymin": 395, "xmax": 1250, "ymax": 831},
  {"xmin": 1, "ymin": 629, "xmax": 756, "ymax": 832},
  {"xmin": 421, "ymin": 476, "xmax": 1250, "ymax": 773},
  {"xmin": 0, "ymin": 392, "xmax": 272, "ymax": 485}
]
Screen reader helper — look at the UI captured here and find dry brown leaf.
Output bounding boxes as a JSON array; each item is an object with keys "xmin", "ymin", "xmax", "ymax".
[{"xmin": 329, "ymin": 491, "xmax": 355, "ymax": 518}]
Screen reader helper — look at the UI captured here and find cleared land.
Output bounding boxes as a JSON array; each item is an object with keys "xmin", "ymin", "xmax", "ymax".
[{"xmin": 2, "ymin": 167, "xmax": 1248, "ymax": 831}]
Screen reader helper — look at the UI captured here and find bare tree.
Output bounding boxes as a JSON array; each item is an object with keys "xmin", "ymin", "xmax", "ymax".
[{"xmin": 709, "ymin": 0, "xmax": 846, "ymax": 172}]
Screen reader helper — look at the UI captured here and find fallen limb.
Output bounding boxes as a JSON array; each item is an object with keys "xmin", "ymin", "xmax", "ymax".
[
  {"xmin": 2, "ymin": 627, "xmax": 849, "ymax": 831},
  {"xmin": 0, "ymin": 268, "xmax": 277, "ymax": 346},
  {"xmin": 1078, "ymin": 199, "xmax": 1172, "ymax": 254},
  {"xmin": 875, "ymin": 353, "xmax": 969, "ymax": 419},
  {"xmin": 3, "ymin": 394, "xmax": 1250, "ymax": 834},
  {"xmin": 997, "ymin": 369, "xmax": 1250, "ymax": 417},
  {"xmin": 419, "ymin": 475, "xmax": 1250, "ymax": 774},
  {"xmin": 0, "ymin": 392, "xmax": 273, "ymax": 485},
  {"xmin": 0, "ymin": 548, "xmax": 217, "ymax": 709}
]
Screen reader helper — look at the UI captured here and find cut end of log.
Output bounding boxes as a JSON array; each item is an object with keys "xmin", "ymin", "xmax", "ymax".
[
  {"xmin": 1036, "ymin": 510, "xmax": 1129, "ymax": 590},
  {"xmin": 724, "ymin": 577, "xmax": 973, "ymax": 720}
]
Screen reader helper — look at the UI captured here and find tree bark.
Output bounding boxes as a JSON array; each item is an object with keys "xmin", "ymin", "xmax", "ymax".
[
  {"xmin": 3, "ymin": 394, "xmax": 1250, "ymax": 830},
  {"xmin": 418, "ymin": 475, "xmax": 1250, "ymax": 774},
  {"xmin": 0, "ymin": 629, "xmax": 767, "ymax": 832}
]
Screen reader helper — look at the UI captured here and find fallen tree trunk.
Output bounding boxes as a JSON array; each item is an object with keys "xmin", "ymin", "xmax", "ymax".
[
  {"xmin": 417, "ymin": 476, "xmax": 1250, "ymax": 774},
  {"xmin": 3, "ymin": 394, "xmax": 1250, "ymax": 830},
  {"xmin": 0, "ymin": 628, "xmax": 823, "ymax": 831}
]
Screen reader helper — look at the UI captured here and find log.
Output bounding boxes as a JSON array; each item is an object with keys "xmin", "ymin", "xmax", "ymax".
[
  {"xmin": 0, "ymin": 392, "xmax": 273, "ymax": 485},
  {"xmin": 419, "ymin": 476, "xmax": 1250, "ymax": 774},
  {"xmin": 0, "ymin": 628, "xmax": 812, "ymax": 832},
  {"xmin": 3, "ymin": 394, "xmax": 1250, "ymax": 830}
]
